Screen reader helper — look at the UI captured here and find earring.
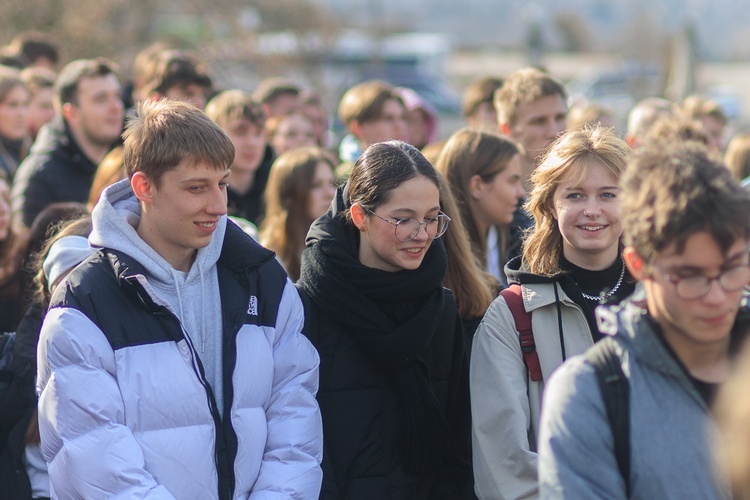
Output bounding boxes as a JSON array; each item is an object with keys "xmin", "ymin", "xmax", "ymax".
[{"xmin": 472, "ymin": 192, "xmax": 480, "ymax": 200}]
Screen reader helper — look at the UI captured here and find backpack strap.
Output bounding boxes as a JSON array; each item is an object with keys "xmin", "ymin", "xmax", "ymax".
[
  {"xmin": 499, "ymin": 285, "xmax": 542, "ymax": 382},
  {"xmin": 585, "ymin": 337, "xmax": 630, "ymax": 496}
]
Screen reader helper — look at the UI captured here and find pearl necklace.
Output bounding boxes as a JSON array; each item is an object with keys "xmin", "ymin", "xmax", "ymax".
[{"xmin": 580, "ymin": 258, "xmax": 626, "ymax": 301}]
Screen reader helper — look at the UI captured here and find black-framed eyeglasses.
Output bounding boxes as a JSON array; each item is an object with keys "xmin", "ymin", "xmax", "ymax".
[
  {"xmin": 368, "ymin": 211, "xmax": 451, "ymax": 242},
  {"xmin": 652, "ymin": 263, "xmax": 750, "ymax": 300}
]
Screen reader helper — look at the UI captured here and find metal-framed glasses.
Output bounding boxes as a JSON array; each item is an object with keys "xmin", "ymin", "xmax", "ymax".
[
  {"xmin": 653, "ymin": 263, "xmax": 750, "ymax": 300},
  {"xmin": 368, "ymin": 211, "xmax": 451, "ymax": 242}
]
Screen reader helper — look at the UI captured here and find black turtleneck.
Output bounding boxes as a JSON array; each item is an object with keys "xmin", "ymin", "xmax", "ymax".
[{"xmin": 559, "ymin": 255, "xmax": 637, "ymax": 341}]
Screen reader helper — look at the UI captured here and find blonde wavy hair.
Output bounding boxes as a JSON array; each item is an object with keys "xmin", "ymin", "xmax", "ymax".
[{"xmin": 523, "ymin": 125, "xmax": 630, "ymax": 276}]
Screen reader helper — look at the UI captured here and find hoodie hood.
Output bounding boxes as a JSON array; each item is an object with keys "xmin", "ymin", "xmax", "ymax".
[
  {"xmin": 89, "ymin": 178, "xmax": 226, "ymax": 287},
  {"xmin": 89, "ymin": 178, "xmax": 228, "ymax": 413}
]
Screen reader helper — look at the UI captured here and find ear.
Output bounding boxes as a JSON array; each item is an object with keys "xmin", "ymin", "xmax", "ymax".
[
  {"xmin": 349, "ymin": 120, "xmax": 367, "ymax": 144},
  {"xmin": 350, "ymin": 202, "xmax": 368, "ymax": 232},
  {"xmin": 131, "ymin": 172, "xmax": 155, "ymax": 206},
  {"xmin": 499, "ymin": 122, "xmax": 512, "ymax": 137},
  {"xmin": 469, "ymin": 174, "xmax": 484, "ymax": 200},
  {"xmin": 62, "ymin": 102, "xmax": 76, "ymax": 124},
  {"xmin": 623, "ymin": 246, "xmax": 646, "ymax": 281},
  {"xmin": 547, "ymin": 200, "xmax": 558, "ymax": 220}
]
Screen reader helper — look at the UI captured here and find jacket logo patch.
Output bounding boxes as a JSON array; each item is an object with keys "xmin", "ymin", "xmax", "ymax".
[{"xmin": 247, "ymin": 296, "xmax": 258, "ymax": 316}]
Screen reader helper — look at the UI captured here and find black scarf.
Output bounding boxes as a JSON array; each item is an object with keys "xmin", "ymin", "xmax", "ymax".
[{"xmin": 299, "ymin": 187, "xmax": 451, "ymax": 473}]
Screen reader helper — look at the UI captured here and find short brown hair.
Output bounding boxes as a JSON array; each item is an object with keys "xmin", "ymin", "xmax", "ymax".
[
  {"xmin": 55, "ymin": 57, "xmax": 119, "ymax": 108},
  {"xmin": 681, "ymin": 95, "xmax": 728, "ymax": 126},
  {"xmin": 141, "ymin": 50, "xmax": 212, "ymax": 98},
  {"xmin": 462, "ymin": 76, "xmax": 503, "ymax": 119},
  {"xmin": 205, "ymin": 89, "xmax": 266, "ymax": 129},
  {"xmin": 621, "ymin": 142, "xmax": 750, "ymax": 263},
  {"xmin": 494, "ymin": 67, "xmax": 567, "ymax": 126},
  {"xmin": 338, "ymin": 80, "xmax": 404, "ymax": 127},
  {"xmin": 123, "ymin": 99, "xmax": 234, "ymax": 186},
  {"xmin": 643, "ymin": 114, "xmax": 710, "ymax": 148},
  {"xmin": 252, "ymin": 77, "xmax": 301, "ymax": 105},
  {"xmin": 20, "ymin": 66, "xmax": 55, "ymax": 95}
]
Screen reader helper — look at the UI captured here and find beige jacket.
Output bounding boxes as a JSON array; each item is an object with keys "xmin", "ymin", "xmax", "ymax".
[{"xmin": 470, "ymin": 281, "xmax": 595, "ymax": 500}]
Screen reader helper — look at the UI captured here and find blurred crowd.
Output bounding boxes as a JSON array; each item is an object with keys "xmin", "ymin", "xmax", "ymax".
[{"xmin": 1, "ymin": 29, "xmax": 750, "ymax": 500}]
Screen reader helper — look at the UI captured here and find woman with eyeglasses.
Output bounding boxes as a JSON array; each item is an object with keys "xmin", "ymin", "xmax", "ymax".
[
  {"xmin": 296, "ymin": 140, "xmax": 472, "ymax": 499},
  {"xmin": 470, "ymin": 125, "xmax": 637, "ymax": 499}
]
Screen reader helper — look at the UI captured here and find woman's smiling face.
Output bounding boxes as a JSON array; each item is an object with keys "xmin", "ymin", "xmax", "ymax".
[
  {"xmin": 357, "ymin": 175, "xmax": 441, "ymax": 272},
  {"xmin": 550, "ymin": 160, "xmax": 622, "ymax": 268}
]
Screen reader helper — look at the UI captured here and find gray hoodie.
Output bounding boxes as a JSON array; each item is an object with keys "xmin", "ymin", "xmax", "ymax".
[
  {"xmin": 537, "ymin": 295, "xmax": 739, "ymax": 499},
  {"xmin": 89, "ymin": 179, "xmax": 227, "ymax": 413}
]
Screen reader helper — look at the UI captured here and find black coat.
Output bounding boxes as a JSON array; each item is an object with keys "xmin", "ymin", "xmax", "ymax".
[
  {"xmin": 226, "ymin": 144, "xmax": 275, "ymax": 226},
  {"xmin": 298, "ymin": 287, "xmax": 471, "ymax": 500},
  {"xmin": 10, "ymin": 118, "xmax": 100, "ymax": 227},
  {"xmin": 295, "ymin": 185, "xmax": 473, "ymax": 499},
  {"xmin": 0, "ymin": 303, "xmax": 43, "ymax": 500}
]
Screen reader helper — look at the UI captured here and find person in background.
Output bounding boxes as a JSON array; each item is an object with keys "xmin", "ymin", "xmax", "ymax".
[
  {"xmin": 714, "ymin": 338, "xmax": 750, "ymax": 498},
  {"xmin": 398, "ymin": 86, "xmax": 439, "ymax": 151},
  {"xmin": 265, "ymin": 110, "xmax": 317, "ymax": 156},
  {"xmin": 11, "ymin": 57, "xmax": 124, "ymax": 228},
  {"xmin": 253, "ymin": 77, "xmax": 302, "ymax": 118},
  {"xmin": 681, "ymin": 94, "xmax": 729, "ymax": 156},
  {"xmin": 494, "ymin": 67, "xmax": 568, "ymax": 191},
  {"xmin": 0, "ymin": 177, "xmax": 24, "ymax": 332},
  {"xmin": 0, "ymin": 66, "xmax": 30, "ymax": 182},
  {"xmin": 300, "ymin": 88, "xmax": 331, "ymax": 147},
  {"xmin": 4, "ymin": 32, "xmax": 59, "ymax": 71},
  {"xmin": 624, "ymin": 96, "xmax": 675, "ymax": 149},
  {"xmin": 436, "ymin": 169, "xmax": 498, "ymax": 343},
  {"xmin": 724, "ymin": 132, "xmax": 750, "ymax": 186},
  {"xmin": 470, "ymin": 125, "xmax": 634, "ymax": 499},
  {"xmin": 126, "ymin": 42, "xmax": 172, "ymax": 106},
  {"xmin": 259, "ymin": 147, "xmax": 337, "ymax": 281},
  {"xmin": 205, "ymin": 89, "xmax": 274, "ymax": 226},
  {"xmin": 567, "ymin": 100, "xmax": 616, "ymax": 132},
  {"xmin": 435, "ymin": 127, "xmax": 525, "ymax": 288},
  {"xmin": 462, "ymin": 76, "xmax": 503, "ymax": 132},
  {"xmin": 336, "ymin": 80, "xmax": 407, "ymax": 179},
  {"xmin": 141, "ymin": 49, "xmax": 212, "ymax": 110},
  {"xmin": 1, "ymin": 213, "xmax": 92, "ymax": 500},
  {"xmin": 36, "ymin": 98, "xmax": 322, "ymax": 498},
  {"xmin": 538, "ymin": 141, "xmax": 750, "ymax": 499},
  {"xmin": 296, "ymin": 140, "xmax": 472, "ymax": 499},
  {"xmin": 19, "ymin": 67, "xmax": 55, "ymax": 143},
  {"xmin": 643, "ymin": 113, "xmax": 711, "ymax": 150}
]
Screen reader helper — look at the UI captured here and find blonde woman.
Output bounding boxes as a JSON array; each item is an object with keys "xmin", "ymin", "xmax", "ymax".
[{"xmin": 470, "ymin": 125, "xmax": 635, "ymax": 499}]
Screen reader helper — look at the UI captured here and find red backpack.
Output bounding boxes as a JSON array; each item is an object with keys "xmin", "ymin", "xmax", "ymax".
[{"xmin": 499, "ymin": 284, "xmax": 542, "ymax": 381}]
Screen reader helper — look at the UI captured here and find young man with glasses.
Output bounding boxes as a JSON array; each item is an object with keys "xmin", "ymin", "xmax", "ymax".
[{"xmin": 537, "ymin": 142, "xmax": 750, "ymax": 499}]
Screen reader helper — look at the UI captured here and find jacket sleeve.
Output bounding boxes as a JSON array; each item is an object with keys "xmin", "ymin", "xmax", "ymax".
[
  {"xmin": 37, "ymin": 306, "xmax": 177, "ymax": 499},
  {"xmin": 470, "ymin": 295, "xmax": 538, "ymax": 500},
  {"xmin": 249, "ymin": 279, "xmax": 323, "ymax": 499},
  {"xmin": 537, "ymin": 357, "xmax": 627, "ymax": 500}
]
